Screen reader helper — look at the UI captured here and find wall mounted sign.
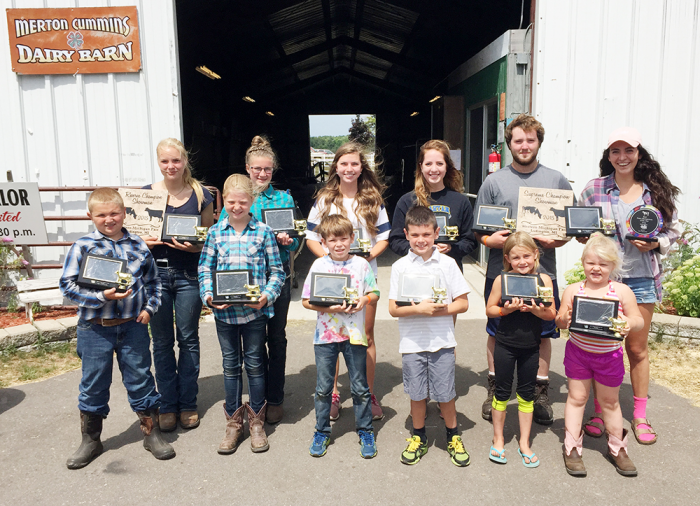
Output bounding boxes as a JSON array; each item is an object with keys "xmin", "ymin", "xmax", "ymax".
[
  {"xmin": 0, "ymin": 183, "xmax": 48, "ymax": 245},
  {"xmin": 7, "ymin": 7, "xmax": 141, "ymax": 74},
  {"xmin": 516, "ymin": 187, "xmax": 575, "ymax": 240}
]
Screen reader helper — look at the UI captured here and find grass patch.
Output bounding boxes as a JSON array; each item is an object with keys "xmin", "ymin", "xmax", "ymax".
[
  {"xmin": 646, "ymin": 339, "xmax": 700, "ymax": 407},
  {"xmin": 0, "ymin": 342, "xmax": 81, "ymax": 389}
]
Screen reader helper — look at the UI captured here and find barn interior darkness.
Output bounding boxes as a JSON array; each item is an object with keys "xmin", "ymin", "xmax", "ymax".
[{"xmin": 175, "ymin": 0, "xmax": 531, "ymax": 214}]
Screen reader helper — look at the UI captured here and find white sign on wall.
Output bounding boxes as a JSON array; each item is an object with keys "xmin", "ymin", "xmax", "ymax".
[{"xmin": 0, "ymin": 183, "xmax": 48, "ymax": 245}]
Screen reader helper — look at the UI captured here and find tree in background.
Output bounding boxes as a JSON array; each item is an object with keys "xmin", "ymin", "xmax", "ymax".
[
  {"xmin": 348, "ymin": 114, "xmax": 375, "ymax": 148},
  {"xmin": 309, "ymin": 135, "xmax": 348, "ymax": 153}
]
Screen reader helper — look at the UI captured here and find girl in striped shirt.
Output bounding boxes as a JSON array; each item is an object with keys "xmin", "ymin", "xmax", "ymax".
[{"xmin": 557, "ymin": 234, "xmax": 644, "ymax": 478}]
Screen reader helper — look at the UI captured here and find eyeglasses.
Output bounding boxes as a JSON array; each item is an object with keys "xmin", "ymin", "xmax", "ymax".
[{"xmin": 250, "ymin": 166, "xmax": 274, "ymax": 174}]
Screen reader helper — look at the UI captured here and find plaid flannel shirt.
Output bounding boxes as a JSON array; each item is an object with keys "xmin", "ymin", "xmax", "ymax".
[
  {"xmin": 199, "ymin": 215, "xmax": 284, "ymax": 324},
  {"xmin": 218, "ymin": 185, "xmax": 300, "ymax": 267},
  {"xmin": 579, "ymin": 173, "xmax": 681, "ymax": 300},
  {"xmin": 59, "ymin": 229, "xmax": 161, "ymax": 321}
]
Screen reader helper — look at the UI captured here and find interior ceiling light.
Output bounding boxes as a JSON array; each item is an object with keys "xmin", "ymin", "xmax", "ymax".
[
  {"xmin": 242, "ymin": 96, "xmax": 256, "ymax": 103},
  {"xmin": 429, "ymin": 95, "xmax": 442, "ymax": 103},
  {"xmin": 266, "ymin": 111, "xmax": 274, "ymax": 116},
  {"xmin": 195, "ymin": 66, "xmax": 221, "ymax": 80},
  {"xmin": 410, "ymin": 111, "xmax": 419, "ymax": 117}
]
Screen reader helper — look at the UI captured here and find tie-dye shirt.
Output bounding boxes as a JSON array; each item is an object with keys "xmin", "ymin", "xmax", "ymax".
[{"xmin": 302, "ymin": 255, "xmax": 380, "ymax": 346}]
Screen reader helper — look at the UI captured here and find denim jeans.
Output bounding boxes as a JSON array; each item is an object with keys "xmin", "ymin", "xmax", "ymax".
[
  {"xmin": 314, "ymin": 341, "xmax": 372, "ymax": 434},
  {"xmin": 76, "ymin": 318, "xmax": 160, "ymax": 416},
  {"xmin": 265, "ymin": 275, "xmax": 291, "ymax": 406},
  {"xmin": 215, "ymin": 316, "xmax": 268, "ymax": 415},
  {"xmin": 150, "ymin": 267, "xmax": 202, "ymax": 413}
]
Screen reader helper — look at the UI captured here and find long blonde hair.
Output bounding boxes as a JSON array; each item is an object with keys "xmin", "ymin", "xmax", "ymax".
[
  {"xmin": 157, "ymin": 138, "xmax": 206, "ymax": 211},
  {"xmin": 314, "ymin": 142, "xmax": 385, "ymax": 236},
  {"xmin": 502, "ymin": 232, "xmax": 540, "ymax": 273},
  {"xmin": 414, "ymin": 140, "xmax": 464, "ymax": 207}
]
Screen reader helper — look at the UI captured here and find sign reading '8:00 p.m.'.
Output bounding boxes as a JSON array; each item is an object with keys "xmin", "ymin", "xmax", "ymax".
[{"xmin": 6, "ymin": 7, "xmax": 141, "ymax": 75}]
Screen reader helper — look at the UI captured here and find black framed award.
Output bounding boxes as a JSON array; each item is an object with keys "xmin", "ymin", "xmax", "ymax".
[
  {"xmin": 434, "ymin": 214, "xmax": 459, "ymax": 243},
  {"xmin": 161, "ymin": 213, "xmax": 208, "ymax": 244},
  {"xmin": 570, "ymin": 296, "xmax": 622, "ymax": 340},
  {"xmin": 260, "ymin": 207, "xmax": 306, "ymax": 238},
  {"xmin": 308, "ymin": 272, "xmax": 357, "ymax": 307},
  {"xmin": 564, "ymin": 206, "xmax": 615, "ymax": 237},
  {"xmin": 349, "ymin": 228, "xmax": 371, "ymax": 257},
  {"xmin": 472, "ymin": 205, "xmax": 513, "ymax": 235},
  {"xmin": 500, "ymin": 272, "xmax": 552, "ymax": 306},
  {"xmin": 211, "ymin": 270, "xmax": 261, "ymax": 305},
  {"xmin": 625, "ymin": 205, "xmax": 662, "ymax": 242},
  {"xmin": 77, "ymin": 254, "xmax": 132, "ymax": 293},
  {"xmin": 395, "ymin": 272, "xmax": 442, "ymax": 306}
]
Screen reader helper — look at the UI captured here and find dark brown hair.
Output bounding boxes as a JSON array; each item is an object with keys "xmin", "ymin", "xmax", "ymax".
[
  {"xmin": 413, "ymin": 140, "xmax": 464, "ymax": 207},
  {"xmin": 504, "ymin": 114, "xmax": 545, "ymax": 146},
  {"xmin": 404, "ymin": 205, "xmax": 438, "ymax": 230}
]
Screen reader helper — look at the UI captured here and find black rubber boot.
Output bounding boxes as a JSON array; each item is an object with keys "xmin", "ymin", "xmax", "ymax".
[
  {"xmin": 481, "ymin": 374, "xmax": 496, "ymax": 421},
  {"xmin": 138, "ymin": 408, "xmax": 176, "ymax": 460},
  {"xmin": 534, "ymin": 378, "xmax": 554, "ymax": 425},
  {"xmin": 66, "ymin": 411, "xmax": 104, "ymax": 470}
]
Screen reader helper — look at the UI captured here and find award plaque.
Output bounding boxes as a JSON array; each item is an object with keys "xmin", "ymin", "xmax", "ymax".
[
  {"xmin": 625, "ymin": 205, "xmax": 662, "ymax": 242},
  {"xmin": 161, "ymin": 214, "xmax": 208, "ymax": 244},
  {"xmin": 211, "ymin": 270, "xmax": 261, "ymax": 305},
  {"xmin": 395, "ymin": 272, "xmax": 441, "ymax": 306},
  {"xmin": 435, "ymin": 214, "xmax": 458, "ymax": 243},
  {"xmin": 77, "ymin": 254, "xmax": 131, "ymax": 293},
  {"xmin": 261, "ymin": 207, "xmax": 306, "ymax": 238},
  {"xmin": 309, "ymin": 272, "xmax": 356, "ymax": 307},
  {"xmin": 564, "ymin": 206, "xmax": 614, "ymax": 237},
  {"xmin": 569, "ymin": 296, "xmax": 621, "ymax": 340},
  {"xmin": 500, "ymin": 272, "xmax": 550, "ymax": 306},
  {"xmin": 472, "ymin": 205, "xmax": 512, "ymax": 235},
  {"xmin": 349, "ymin": 228, "xmax": 371, "ymax": 257}
]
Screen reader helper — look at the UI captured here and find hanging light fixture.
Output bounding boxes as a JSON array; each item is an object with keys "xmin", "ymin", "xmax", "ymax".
[{"xmin": 195, "ymin": 66, "xmax": 221, "ymax": 80}]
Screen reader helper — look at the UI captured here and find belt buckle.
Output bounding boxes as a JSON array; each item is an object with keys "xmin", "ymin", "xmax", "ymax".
[{"xmin": 156, "ymin": 259, "xmax": 169, "ymax": 267}]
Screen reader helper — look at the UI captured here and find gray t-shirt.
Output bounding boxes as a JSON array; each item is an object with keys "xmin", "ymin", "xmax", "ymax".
[
  {"xmin": 616, "ymin": 196, "xmax": 653, "ymax": 278},
  {"xmin": 474, "ymin": 163, "xmax": 574, "ymax": 279}
]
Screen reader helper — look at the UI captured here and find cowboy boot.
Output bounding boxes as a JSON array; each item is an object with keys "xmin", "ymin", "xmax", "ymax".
[
  {"xmin": 563, "ymin": 430, "xmax": 586, "ymax": 477},
  {"xmin": 66, "ymin": 411, "xmax": 104, "ymax": 469},
  {"xmin": 481, "ymin": 374, "xmax": 496, "ymax": 421},
  {"xmin": 533, "ymin": 378, "xmax": 554, "ymax": 425},
  {"xmin": 138, "ymin": 407, "xmax": 176, "ymax": 460},
  {"xmin": 246, "ymin": 401, "xmax": 269, "ymax": 453},
  {"xmin": 607, "ymin": 429, "xmax": 637, "ymax": 477},
  {"xmin": 218, "ymin": 403, "xmax": 245, "ymax": 455}
]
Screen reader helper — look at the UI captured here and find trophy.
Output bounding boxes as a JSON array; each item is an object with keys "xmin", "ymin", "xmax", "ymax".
[
  {"xmin": 245, "ymin": 284, "xmax": 261, "ymax": 302},
  {"xmin": 77, "ymin": 254, "xmax": 130, "ymax": 292},
  {"xmin": 600, "ymin": 219, "xmax": 616, "ymax": 236},
  {"xmin": 343, "ymin": 286, "xmax": 360, "ymax": 305},
  {"xmin": 537, "ymin": 286, "xmax": 553, "ymax": 307},
  {"xmin": 293, "ymin": 220, "xmax": 308, "ymax": 236},
  {"xmin": 472, "ymin": 205, "xmax": 512, "ymax": 235},
  {"xmin": 608, "ymin": 317, "xmax": 628, "ymax": 339},
  {"xmin": 261, "ymin": 207, "xmax": 306, "ymax": 238},
  {"xmin": 431, "ymin": 286, "xmax": 447, "ymax": 304},
  {"xmin": 358, "ymin": 238, "xmax": 372, "ymax": 254},
  {"xmin": 162, "ymin": 214, "xmax": 206, "ymax": 244},
  {"xmin": 116, "ymin": 271, "xmax": 133, "ymax": 293},
  {"xmin": 350, "ymin": 229, "xmax": 371, "ymax": 257},
  {"xmin": 435, "ymin": 214, "xmax": 458, "ymax": 243},
  {"xmin": 194, "ymin": 226, "xmax": 209, "ymax": 242},
  {"xmin": 309, "ymin": 273, "xmax": 353, "ymax": 306},
  {"xmin": 502, "ymin": 217, "xmax": 517, "ymax": 231},
  {"xmin": 565, "ymin": 206, "xmax": 608, "ymax": 237},
  {"xmin": 625, "ymin": 205, "xmax": 663, "ymax": 242},
  {"xmin": 501, "ymin": 272, "xmax": 541, "ymax": 305},
  {"xmin": 444, "ymin": 226, "xmax": 459, "ymax": 241},
  {"xmin": 396, "ymin": 272, "xmax": 441, "ymax": 306}
]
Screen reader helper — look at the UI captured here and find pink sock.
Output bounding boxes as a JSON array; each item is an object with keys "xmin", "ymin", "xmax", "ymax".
[
  {"xmin": 633, "ymin": 396, "xmax": 655, "ymax": 442},
  {"xmin": 593, "ymin": 399, "xmax": 602, "ymax": 415}
]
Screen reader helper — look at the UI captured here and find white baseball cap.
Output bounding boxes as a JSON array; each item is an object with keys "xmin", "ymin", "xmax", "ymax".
[{"xmin": 607, "ymin": 127, "xmax": 642, "ymax": 148}]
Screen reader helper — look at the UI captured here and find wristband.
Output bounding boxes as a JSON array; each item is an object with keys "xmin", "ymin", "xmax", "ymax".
[{"xmin": 499, "ymin": 307, "xmax": 504, "ymax": 317}]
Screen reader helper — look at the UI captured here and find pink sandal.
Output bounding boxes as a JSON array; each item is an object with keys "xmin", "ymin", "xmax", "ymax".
[
  {"xmin": 631, "ymin": 417, "xmax": 657, "ymax": 445},
  {"xmin": 583, "ymin": 414, "xmax": 605, "ymax": 438}
]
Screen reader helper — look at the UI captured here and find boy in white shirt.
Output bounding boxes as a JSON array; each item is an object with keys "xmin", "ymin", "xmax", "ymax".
[{"xmin": 389, "ymin": 206, "xmax": 471, "ymax": 466}]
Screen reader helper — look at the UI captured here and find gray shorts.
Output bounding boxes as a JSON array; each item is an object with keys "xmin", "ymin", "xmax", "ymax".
[{"xmin": 402, "ymin": 347, "xmax": 456, "ymax": 403}]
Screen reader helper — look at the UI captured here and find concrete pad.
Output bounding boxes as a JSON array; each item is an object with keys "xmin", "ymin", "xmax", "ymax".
[
  {"xmin": 650, "ymin": 313, "xmax": 681, "ymax": 337},
  {"xmin": 33, "ymin": 320, "xmax": 68, "ymax": 343},
  {"xmin": 1, "ymin": 323, "xmax": 38, "ymax": 349},
  {"xmin": 55, "ymin": 316, "xmax": 79, "ymax": 340}
]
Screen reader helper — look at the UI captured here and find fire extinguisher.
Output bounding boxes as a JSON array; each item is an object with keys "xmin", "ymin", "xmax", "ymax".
[{"xmin": 488, "ymin": 144, "xmax": 501, "ymax": 174}]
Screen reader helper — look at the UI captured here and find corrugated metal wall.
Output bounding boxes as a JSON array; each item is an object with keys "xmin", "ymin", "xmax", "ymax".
[
  {"xmin": 1, "ymin": 0, "xmax": 181, "ymax": 270},
  {"xmin": 532, "ymin": 0, "xmax": 700, "ymax": 280}
]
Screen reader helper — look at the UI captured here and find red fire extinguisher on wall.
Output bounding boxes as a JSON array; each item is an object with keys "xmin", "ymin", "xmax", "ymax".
[{"xmin": 488, "ymin": 144, "xmax": 501, "ymax": 174}]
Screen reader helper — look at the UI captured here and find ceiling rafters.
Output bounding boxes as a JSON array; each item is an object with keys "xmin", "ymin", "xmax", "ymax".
[
  {"xmin": 321, "ymin": 0, "xmax": 334, "ymax": 69},
  {"xmin": 263, "ymin": 18, "xmax": 300, "ymax": 83},
  {"xmin": 349, "ymin": 0, "xmax": 366, "ymax": 70}
]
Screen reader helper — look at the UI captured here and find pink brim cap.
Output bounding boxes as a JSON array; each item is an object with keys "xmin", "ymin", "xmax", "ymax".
[{"xmin": 607, "ymin": 127, "xmax": 642, "ymax": 148}]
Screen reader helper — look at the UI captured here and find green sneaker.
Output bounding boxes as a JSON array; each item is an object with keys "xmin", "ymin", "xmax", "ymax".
[
  {"xmin": 447, "ymin": 435, "xmax": 470, "ymax": 467},
  {"xmin": 400, "ymin": 435, "xmax": 428, "ymax": 465}
]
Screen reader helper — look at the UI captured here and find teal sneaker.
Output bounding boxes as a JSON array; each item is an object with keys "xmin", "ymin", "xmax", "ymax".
[
  {"xmin": 358, "ymin": 429, "xmax": 377, "ymax": 459},
  {"xmin": 400, "ymin": 435, "xmax": 428, "ymax": 465},
  {"xmin": 447, "ymin": 435, "xmax": 470, "ymax": 467},
  {"xmin": 309, "ymin": 432, "xmax": 330, "ymax": 457}
]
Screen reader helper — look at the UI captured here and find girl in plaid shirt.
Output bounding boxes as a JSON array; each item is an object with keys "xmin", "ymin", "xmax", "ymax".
[{"xmin": 198, "ymin": 174, "xmax": 284, "ymax": 455}]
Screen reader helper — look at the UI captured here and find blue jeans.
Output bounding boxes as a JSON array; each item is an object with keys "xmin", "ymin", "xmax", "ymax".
[
  {"xmin": 76, "ymin": 318, "xmax": 160, "ymax": 416},
  {"xmin": 265, "ymin": 275, "xmax": 291, "ymax": 406},
  {"xmin": 314, "ymin": 341, "xmax": 372, "ymax": 434},
  {"xmin": 150, "ymin": 267, "xmax": 202, "ymax": 414},
  {"xmin": 215, "ymin": 316, "xmax": 268, "ymax": 415}
]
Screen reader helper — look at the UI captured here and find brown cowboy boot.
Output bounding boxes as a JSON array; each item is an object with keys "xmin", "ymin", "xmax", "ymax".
[
  {"xmin": 481, "ymin": 374, "xmax": 496, "ymax": 421},
  {"xmin": 246, "ymin": 401, "xmax": 269, "ymax": 453},
  {"xmin": 138, "ymin": 408, "xmax": 176, "ymax": 460},
  {"xmin": 218, "ymin": 403, "xmax": 245, "ymax": 455},
  {"xmin": 563, "ymin": 430, "xmax": 587, "ymax": 477},
  {"xmin": 607, "ymin": 429, "xmax": 637, "ymax": 477},
  {"xmin": 66, "ymin": 411, "xmax": 104, "ymax": 470}
]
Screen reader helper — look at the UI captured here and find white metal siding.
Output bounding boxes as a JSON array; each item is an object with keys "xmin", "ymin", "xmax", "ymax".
[
  {"xmin": 1, "ymin": 0, "xmax": 182, "ymax": 272},
  {"xmin": 533, "ymin": 0, "xmax": 700, "ymax": 281}
]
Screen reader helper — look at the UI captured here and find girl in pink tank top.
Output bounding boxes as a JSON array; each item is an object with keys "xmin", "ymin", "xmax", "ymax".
[{"xmin": 556, "ymin": 234, "xmax": 644, "ymax": 477}]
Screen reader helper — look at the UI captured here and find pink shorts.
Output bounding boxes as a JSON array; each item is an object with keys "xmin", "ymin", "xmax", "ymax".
[{"xmin": 563, "ymin": 340, "xmax": 624, "ymax": 388}]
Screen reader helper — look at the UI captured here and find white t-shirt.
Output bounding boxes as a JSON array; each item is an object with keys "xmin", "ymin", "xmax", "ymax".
[
  {"xmin": 306, "ymin": 197, "xmax": 391, "ymax": 276},
  {"xmin": 389, "ymin": 248, "xmax": 471, "ymax": 353},
  {"xmin": 302, "ymin": 255, "xmax": 380, "ymax": 346}
]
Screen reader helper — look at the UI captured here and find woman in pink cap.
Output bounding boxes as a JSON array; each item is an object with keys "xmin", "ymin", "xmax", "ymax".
[{"xmin": 577, "ymin": 127, "xmax": 681, "ymax": 445}]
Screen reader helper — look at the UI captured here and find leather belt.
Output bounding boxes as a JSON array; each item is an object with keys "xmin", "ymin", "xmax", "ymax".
[{"xmin": 89, "ymin": 317, "xmax": 135, "ymax": 327}]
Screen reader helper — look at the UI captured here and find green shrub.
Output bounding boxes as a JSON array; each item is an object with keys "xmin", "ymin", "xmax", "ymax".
[
  {"xmin": 564, "ymin": 261, "xmax": 586, "ymax": 285},
  {"xmin": 662, "ymin": 255, "xmax": 700, "ymax": 317}
]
